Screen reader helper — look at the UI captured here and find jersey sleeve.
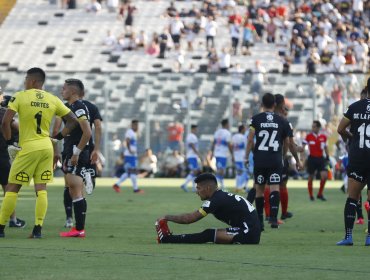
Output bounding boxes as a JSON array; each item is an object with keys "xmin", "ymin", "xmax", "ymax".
[
  {"xmin": 7, "ymin": 93, "xmax": 20, "ymax": 113},
  {"xmin": 249, "ymin": 116, "xmax": 256, "ymax": 131},
  {"xmin": 90, "ymin": 104, "xmax": 103, "ymax": 122},
  {"xmin": 343, "ymin": 104, "xmax": 353, "ymax": 121},
  {"xmin": 287, "ymin": 122, "xmax": 294, "ymax": 137},
  {"xmin": 74, "ymin": 103, "xmax": 88, "ymax": 121},
  {"xmin": 54, "ymin": 97, "xmax": 71, "ymax": 118}
]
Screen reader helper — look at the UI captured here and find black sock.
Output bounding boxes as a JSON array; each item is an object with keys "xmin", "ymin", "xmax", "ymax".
[
  {"xmin": 247, "ymin": 188, "xmax": 256, "ymax": 204},
  {"xmin": 0, "ymin": 224, "xmax": 5, "ymax": 233},
  {"xmin": 344, "ymin": 197, "xmax": 357, "ymax": 239},
  {"xmin": 269, "ymin": 191, "xmax": 280, "ymax": 223},
  {"xmin": 64, "ymin": 187, "xmax": 73, "ymax": 219},
  {"xmin": 73, "ymin": 198, "xmax": 87, "ymax": 231},
  {"xmin": 162, "ymin": 229, "xmax": 215, "ymax": 244},
  {"xmin": 356, "ymin": 195, "xmax": 363, "ymax": 219},
  {"xmin": 255, "ymin": 197, "xmax": 264, "ymax": 229}
]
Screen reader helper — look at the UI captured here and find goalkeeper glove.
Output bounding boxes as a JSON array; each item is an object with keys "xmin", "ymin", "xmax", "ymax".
[{"xmin": 7, "ymin": 142, "xmax": 21, "ymax": 162}]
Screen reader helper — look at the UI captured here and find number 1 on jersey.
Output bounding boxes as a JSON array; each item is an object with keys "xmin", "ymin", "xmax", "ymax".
[{"xmin": 34, "ymin": 111, "xmax": 42, "ymax": 134}]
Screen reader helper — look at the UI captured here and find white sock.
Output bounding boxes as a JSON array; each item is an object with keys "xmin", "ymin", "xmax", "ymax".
[
  {"xmin": 116, "ymin": 173, "xmax": 128, "ymax": 185},
  {"xmin": 183, "ymin": 174, "xmax": 194, "ymax": 186},
  {"xmin": 130, "ymin": 174, "xmax": 138, "ymax": 191}
]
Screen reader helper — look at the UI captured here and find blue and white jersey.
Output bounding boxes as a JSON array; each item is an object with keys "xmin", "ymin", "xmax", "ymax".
[
  {"xmin": 213, "ymin": 128, "xmax": 231, "ymax": 158},
  {"xmin": 124, "ymin": 128, "xmax": 137, "ymax": 157},
  {"xmin": 232, "ymin": 133, "xmax": 246, "ymax": 162},
  {"xmin": 186, "ymin": 133, "xmax": 198, "ymax": 159}
]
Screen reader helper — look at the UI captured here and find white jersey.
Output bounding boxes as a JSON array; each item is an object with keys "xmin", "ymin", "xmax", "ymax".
[
  {"xmin": 232, "ymin": 133, "xmax": 246, "ymax": 162},
  {"xmin": 186, "ymin": 133, "xmax": 199, "ymax": 159},
  {"xmin": 213, "ymin": 128, "xmax": 231, "ymax": 158},
  {"xmin": 124, "ymin": 128, "xmax": 137, "ymax": 157}
]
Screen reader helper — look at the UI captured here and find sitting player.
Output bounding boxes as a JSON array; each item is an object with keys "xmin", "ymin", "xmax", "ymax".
[{"xmin": 155, "ymin": 173, "xmax": 261, "ymax": 244}]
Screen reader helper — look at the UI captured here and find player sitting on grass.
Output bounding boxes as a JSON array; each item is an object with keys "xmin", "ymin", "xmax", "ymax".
[{"xmin": 155, "ymin": 173, "xmax": 261, "ymax": 244}]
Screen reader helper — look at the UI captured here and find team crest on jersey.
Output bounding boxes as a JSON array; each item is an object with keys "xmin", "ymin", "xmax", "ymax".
[
  {"xmin": 266, "ymin": 114, "xmax": 274, "ymax": 122},
  {"xmin": 270, "ymin": 173, "xmax": 281, "ymax": 183},
  {"xmin": 15, "ymin": 172, "xmax": 29, "ymax": 182},
  {"xmin": 257, "ymin": 175, "xmax": 264, "ymax": 184},
  {"xmin": 367, "ymin": 104, "xmax": 370, "ymax": 112},
  {"xmin": 36, "ymin": 92, "xmax": 44, "ymax": 99}
]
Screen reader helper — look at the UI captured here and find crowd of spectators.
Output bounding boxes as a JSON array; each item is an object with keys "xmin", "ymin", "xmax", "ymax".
[{"xmin": 96, "ymin": 0, "xmax": 369, "ymax": 74}]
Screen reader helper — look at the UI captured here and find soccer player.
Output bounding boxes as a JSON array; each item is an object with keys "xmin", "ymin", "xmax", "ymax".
[
  {"xmin": 336, "ymin": 79, "xmax": 370, "ymax": 246},
  {"xmin": 112, "ymin": 120, "xmax": 144, "ymax": 193},
  {"xmin": 180, "ymin": 124, "xmax": 202, "ymax": 192},
  {"xmin": 264, "ymin": 94, "xmax": 302, "ymax": 221},
  {"xmin": 58, "ymin": 79, "xmax": 92, "ymax": 238},
  {"xmin": 0, "ymin": 91, "xmax": 25, "ymax": 228},
  {"xmin": 0, "ymin": 67, "xmax": 78, "ymax": 238},
  {"xmin": 232, "ymin": 124, "xmax": 249, "ymax": 193},
  {"xmin": 302, "ymin": 120, "xmax": 330, "ymax": 201},
  {"xmin": 245, "ymin": 93, "xmax": 290, "ymax": 229},
  {"xmin": 155, "ymin": 173, "xmax": 261, "ymax": 244},
  {"xmin": 210, "ymin": 119, "xmax": 234, "ymax": 190},
  {"xmin": 53, "ymin": 82, "xmax": 103, "ymax": 228}
]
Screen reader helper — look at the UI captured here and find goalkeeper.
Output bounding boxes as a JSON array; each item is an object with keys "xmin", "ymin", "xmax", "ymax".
[{"xmin": 0, "ymin": 68, "xmax": 78, "ymax": 238}]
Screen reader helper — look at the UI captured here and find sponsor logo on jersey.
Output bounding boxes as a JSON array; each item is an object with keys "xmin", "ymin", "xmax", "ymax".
[
  {"xmin": 367, "ymin": 104, "xmax": 370, "ymax": 112},
  {"xmin": 75, "ymin": 109, "xmax": 86, "ymax": 118},
  {"xmin": 267, "ymin": 114, "xmax": 274, "ymax": 122},
  {"xmin": 202, "ymin": 201, "xmax": 211, "ymax": 208}
]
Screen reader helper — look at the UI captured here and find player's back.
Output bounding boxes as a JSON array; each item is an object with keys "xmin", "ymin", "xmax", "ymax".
[
  {"xmin": 232, "ymin": 133, "xmax": 246, "ymax": 161},
  {"xmin": 186, "ymin": 133, "xmax": 198, "ymax": 158},
  {"xmin": 8, "ymin": 89, "xmax": 68, "ymax": 152},
  {"xmin": 251, "ymin": 111, "xmax": 288, "ymax": 168},
  {"xmin": 124, "ymin": 128, "xmax": 137, "ymax": 156},
  {"xmin": 346, "ymin": 98, "xmax": 370, "ymax": 163}
]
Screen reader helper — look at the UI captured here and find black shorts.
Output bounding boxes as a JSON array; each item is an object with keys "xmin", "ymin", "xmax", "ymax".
[
  {"xmin": 171, "ymin": 34, "xmax": 180, "ymax": 44},
  {"xmin": 282, "ymin": 158, "xmax": 289, "ymax": 182},
  {"xmin": 347, "ymin": 163, "xmax": 370, "ymax": 187},
  {"xmin": 62, "ymin": 149, "xmax": 90, "ymax": 178},
  {"xmin": 0, "ymin": 158, "xmax": 10, "ymax": 186},
  {"xmin": 227, "ymin": 226, "xmax": 261, "ymax": 245},
  {"xmin": 307, "ymin": 156, "xmax": 326, "ymax": 175},
  {"xmin": 254, "ymin": 166, "xmax": 283, "ymax": 185}
]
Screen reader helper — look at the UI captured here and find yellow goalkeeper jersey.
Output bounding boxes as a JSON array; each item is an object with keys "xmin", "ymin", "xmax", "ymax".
[{"xmin": 8, "ymin": 89, "xmax": 70, "ymax": 153}]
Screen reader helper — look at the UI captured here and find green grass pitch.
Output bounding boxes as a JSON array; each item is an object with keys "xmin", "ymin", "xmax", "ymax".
[{"xmin": 0, "ymin": 178, "xmax": 368, "ymax": 280}]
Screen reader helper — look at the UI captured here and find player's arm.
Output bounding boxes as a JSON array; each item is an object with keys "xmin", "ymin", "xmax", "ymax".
[
  {"xmin": 337, "ymin": 117, "xmax": 352, "ymax": 142},
  {"xmin": 190, "ymin": 143, "xmax": 202, "ymax": 161},
  {"xmin": 52, "ymin": 116, "xmax": 63, "ymax": 136},
  {"xmin": 210, "ymin": 140, "xmax": 215, "ymax": 158},
  {"xmin": 1, "ymin": 108, "xmax": 16, "ymax": 141},
  {"xmin": 160, "ymin": 210, "xmax": 204, "ymax": 224},
  {"xmin": 289, "ymin": 137, "xmax": 302, "ymax": 170},
  {"xmin": 71, "ymin": 119, "xmax": 91, "ymax": 166},
  {"xmin": 126, "ymin": 137, "xmax": 133, "ymax": 154},
  {"xmin": 91, "ymin": 118, "xmax": 102, "ymax": 164},
  {"xmin": 228, "ymin": 141, "xmax": 235, "ymax": 162},
  {"xmin": 245, "ymin": 127, "xmax": 255, "ymax": 165}
]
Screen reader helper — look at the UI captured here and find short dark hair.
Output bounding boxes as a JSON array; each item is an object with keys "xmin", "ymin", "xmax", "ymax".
[
  {"xmin": 191, "ymin": 124, "xmax": 198, "ymax": 129},
  {"xmin": 274, "ymin": 94, "xmax": 285, "ymax": 107},
  {"xmin": 27, "ymin": 67, "xmax": 46, "ymax": 84},
  {"xmin": 313, "ymin": 120, "xmax": 321, "ymax": 128},
  {"xmin": 367, "ymin": 77, "xmax": 370, "ymax": 92},
  {"xmin": 194, "ymin": 173, "xmax": 218, "ymax": 186},
  {"xmin": 132, "ymin": 119, "xmax": 139, "ymax": 124},
  {"xmin": 65, "ymin": 78, "xmax": 84, "ymax": 93},
  {"xmin": 262, "ymin": 93, "xmax": 275, "ymax": 109},
  {"xmin": 221, "ymin": 119, "xmax": 229, "ymax": 127},
  {"xmin": 360, "ymin": 87, "xmax": 367, "ymax": 98},
  {"xmin": 238, "ymin": 124, "xmax": 245, "ymax": 133}
]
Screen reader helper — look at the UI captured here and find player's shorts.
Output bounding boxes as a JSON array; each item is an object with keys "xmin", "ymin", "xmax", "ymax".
[
  {"xmin": 282, "ymin": 158, "xmax": 289, "ymax": 182},
  {"xmin": 124, "ymin": 156, "xmax": 137, "ymax": 170},
  {"xmin": 215, "ymin": 157, "xmax": 227, "ymax": 170},
  {"xmin": 307, "ymin": 156, "xmax": 326, "ymax": 175},
  {"xmin": 235, "ymin": 161, "xmax": 246, "ymax": 174},
  {"xmin": 187, "ymin": 157, "xmax": 199, "ymax": 171},
  {"xmin": 62, "ymin": 149, "xmax": 90, "ymax": 178},
  {"xmin": 9, "ymin": 149, "xmax": 53, "ymax": 186},
  {"xmin": 226, "ymin": 225, "xmax": 261, "ymax": 245},
  {"xmin": 0, "ymin": 157, "xmax": 10, "ymax": 185},
  {"xmin": 347, "ymin": 163, "xmax": 370, "ymax": 187},
  {"xmin": 254, "ymin": 166, "xmax": 283, "ymax": 186}
]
